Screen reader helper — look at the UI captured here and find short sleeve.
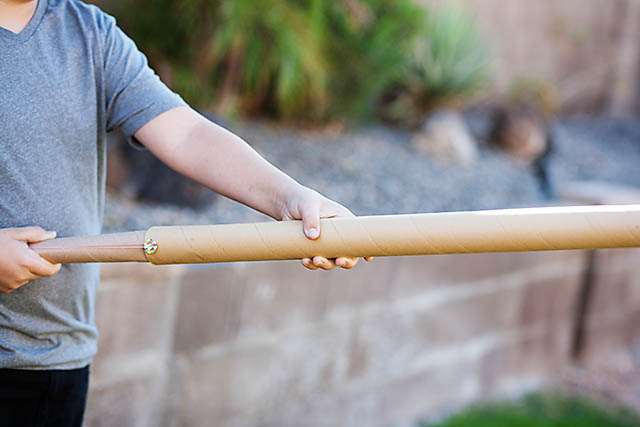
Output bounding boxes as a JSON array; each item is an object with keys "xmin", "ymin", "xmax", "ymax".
[{"xmin": 102, "ymin": 16, "xmax": 186, "ymax": 138}]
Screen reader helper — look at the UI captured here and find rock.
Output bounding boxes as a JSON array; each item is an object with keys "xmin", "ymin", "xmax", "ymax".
[
  {"xmin": 490, "ymin": 106, "xmax": 548, "ymax": 165},
  {"xmin": 412, "ymin": 110, "xmax": 478, "ymax": 167},
  {"xmin": 464, "ymin": 108, "xmax": 496, "ymax": 142}
]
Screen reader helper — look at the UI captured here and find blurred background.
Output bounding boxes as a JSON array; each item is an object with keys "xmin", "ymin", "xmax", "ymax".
[{"xmin": 90, "ymin": 0, "xmax": 640, "ymax": 426}]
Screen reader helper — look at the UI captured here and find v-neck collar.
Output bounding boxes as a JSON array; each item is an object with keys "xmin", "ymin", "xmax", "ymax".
[{"xmin": 0, "ymin": 0, "xmax": 48, "ymax": 45}]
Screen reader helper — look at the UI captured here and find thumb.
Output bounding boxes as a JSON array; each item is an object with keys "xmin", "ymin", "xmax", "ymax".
[
  {"xmin": 12, "ymin": 227, "xmax": 57, "ymax": 243},
  {"xmin": 299, "ymin": 202, "xmax": 321, "ymax": 240}
]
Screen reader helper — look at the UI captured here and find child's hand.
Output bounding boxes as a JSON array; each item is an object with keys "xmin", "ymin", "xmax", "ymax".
[
  {"xmin": 281, "ymin": 187, "xmax": 373, "ymax": 270},
  {"xmin": 0, "ymin": 227, "xmax": 62, "ymax": 293}
]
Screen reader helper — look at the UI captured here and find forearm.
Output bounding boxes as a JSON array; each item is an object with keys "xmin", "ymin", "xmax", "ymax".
[
  {"xmin": 135, "ymin": 106, "xmax": 368, "ymax": 270},
  {"xmin": 138, "ymin": 107, "xmax": 304, "ymax": 219}
]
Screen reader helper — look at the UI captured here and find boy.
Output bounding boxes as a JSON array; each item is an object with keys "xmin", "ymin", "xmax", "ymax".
[{"xmin": 0, "ymin": 0, "xmax": 368, "ymax": 425}]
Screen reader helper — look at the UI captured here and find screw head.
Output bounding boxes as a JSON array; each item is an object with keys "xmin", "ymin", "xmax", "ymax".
[{"xmin": 144, "ymin": 238, "xmax": 158, "ymax": 255}]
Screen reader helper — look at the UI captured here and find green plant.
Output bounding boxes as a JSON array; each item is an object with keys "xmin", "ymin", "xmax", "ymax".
[
  {"xmin": 325, "ymin": 0, "xmax": 424, "ymax": 119},
  {"xmin": 383, "ymin": 4, "xmax": 491, "ymax": 125},
  {"xmin": 422, "ymin": 392, "xmax": 640, "ymax": 427},
  {"xmin": 106, "ymin": 0, "xmax": 423, "ymax": 121},
  {"xmin": 109, "ymin": 0, "xmax": 329, "ymax": 117}
]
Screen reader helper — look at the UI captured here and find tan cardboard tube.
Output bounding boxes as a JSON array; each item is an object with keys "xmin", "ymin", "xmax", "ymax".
[
  {"xmin": 144, "ymin": 205, "xmax": 640, "ymax": 265},
  {"xmin": 32, "ymin": 231, "xmax": 148, "ymax": 264},
  {"xmin": 31, "ymin": 205, "xmax": 640, "ymax": 265}
]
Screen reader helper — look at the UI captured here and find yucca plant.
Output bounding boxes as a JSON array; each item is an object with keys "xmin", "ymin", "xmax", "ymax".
[{"xmin": 383, "ymin": 4, "xmax": 491, "ymax": 125}]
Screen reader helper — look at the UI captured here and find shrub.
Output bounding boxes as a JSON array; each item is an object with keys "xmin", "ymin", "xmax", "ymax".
[
  {"xmin": 106, "ymin": 0, "xmax": 486, "ymax": 122},
  {"xmin": 108, "ymin": 0, "xmax": 326, "ymax": 117},
  {"xmin": 422, "ymin": 392, "xmax": 640, "ymax": 427},
  {"xmin": 324, "ymin": 0, "xmax": 423, "ymax": 119},
  {"xmin": 383, "ymin": 4, "xmax": 491, "ymax": 125},
  {"xmin": 106, "ymin": 0, "xmax": 423, "ymax": 120}
]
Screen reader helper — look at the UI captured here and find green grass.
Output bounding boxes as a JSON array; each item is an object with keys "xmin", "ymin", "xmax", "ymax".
[{"xmin": 422, "ymin": 393, "xmax": 640, "ymax": 427}]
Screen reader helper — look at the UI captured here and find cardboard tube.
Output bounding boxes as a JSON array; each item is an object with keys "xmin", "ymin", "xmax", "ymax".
[
  {"xmin": 142, "ymin": 205, "xmax": 640, "ymax": 265},
  {"xmin": 32, "ymin": 231, "xmax": 147, "ymax": 264},
  {"xmin": 29, "ymin": 205, "xmax": 640, "ymax": 264}
]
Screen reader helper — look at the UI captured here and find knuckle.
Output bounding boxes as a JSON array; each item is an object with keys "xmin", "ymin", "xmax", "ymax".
[
  {"xmin": 43, "ymin": 266, "xmax": 61, "ymax": 277},
  {"xmin": 1, "ymin": 278, "xmax": 25, "ymax": 292},
  {"xmin": 301, "ymin": 260, "xmax": 317, "ymax": 270},
  {"xmin": 17, "ymin": 255, "xmax": 32, "ymax": 269},
  {"xmin": 10, "ymin": 267, "xmax": 33, "ymax": 283},
  {"xmin": 18, "ymin": 274, "xmax": 34, "ymax": 283}
]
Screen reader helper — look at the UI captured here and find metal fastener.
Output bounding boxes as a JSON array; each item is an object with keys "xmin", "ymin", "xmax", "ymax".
[{"xmin": 143, "ymin": 238, "xmax": 158, "ymax": 255}]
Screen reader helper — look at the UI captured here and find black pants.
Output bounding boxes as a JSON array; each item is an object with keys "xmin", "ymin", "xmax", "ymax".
[{"xmin": 0, "ymin": 366, "xmax": 89, "ymax": 427}]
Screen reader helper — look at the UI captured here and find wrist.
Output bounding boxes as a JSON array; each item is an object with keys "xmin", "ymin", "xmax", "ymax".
[{"xmin": 274, "ymin": 182, "xmax": 313, "ymax": 221}]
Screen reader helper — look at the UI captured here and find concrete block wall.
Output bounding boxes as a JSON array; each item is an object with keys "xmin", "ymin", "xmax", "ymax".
[
  {"xmin": 81, "ymin": 248, "xmax": 640, "ymax": 426},
  {"xmin": 580, "ymin": 248, "xmax": 640, "ymax": 365}
]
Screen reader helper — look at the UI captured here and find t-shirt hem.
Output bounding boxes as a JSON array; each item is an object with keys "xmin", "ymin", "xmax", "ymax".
[
  {"xmin": 119, "ymin": 97, "xmax": 187, "ymax": 142},
  {"xmin": 0, "ymin": 355, "xmax": 94, "ymax": 370}
]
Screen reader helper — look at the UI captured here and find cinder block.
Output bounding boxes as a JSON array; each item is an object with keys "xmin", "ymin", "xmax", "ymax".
[
  {"xmin": 178, "ymin": 323, "xmax": 352, "ymax": 425},
  {"xmin": 336, "ymin": 274, "xmax": 579, "ymax": 385},
  {"xmin": 234, "ymin": 261, "xmax": 328, "ymax": 338},
  {"xmin": 518, "ymin": 275, "xmax": 582, "ymax": 327},
  {"xmin": 410, "ymin": 285, "xmax": 521, "ymax": 347},
  {"xmin": 391, "ymin": 251, "xmax": 584, "ymax": 298},
  {"xmin": 173, "ymin": 259, "xmax": 394, "ymax": 354},
  {"xmin": 100, "ymin": 263, "xmax": 185, "ymax": 282},
  {"xmin": 93, "ymin": 273, "xmax": 179, "ymax": 376},
  {"xmin": 85, "ymin": 371, "xmax": 168, "ymax": 427},
  {"xmin": 591, "ymin": 248, "xmax": 640, "ymax": 276},
  {"xmin": 322, "ymin": 257, "xmax": 395, "ymax": 311},
  {"xmin": 581, "ymin": 308, "xmax": 640, "ymax": 366},
  {"xmin": 256, "ymin": 387, "xmax": 383, "ymax": 427},
  {"xmin": 479, "ymin": 325, "xmax": 573, "ymax": 394},
  {"xmin": 172, "ymin": 265, "xmax": 246, "ymax": 354},
  {"xmin": 377, "ymin": 357, "xmax": 481, "ymax": 426},
  {"xmin": 569, "ymin": 248, "xmax": 640, "ymax": 365},
  {"xmin": 588, "ymin": 249, "xmax": 640, "ymax": 319}
]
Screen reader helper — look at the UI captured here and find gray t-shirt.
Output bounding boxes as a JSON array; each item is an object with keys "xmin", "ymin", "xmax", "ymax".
[{"xmin": 0, "ymin": 0, "xmax": 185, "ymax": 369}]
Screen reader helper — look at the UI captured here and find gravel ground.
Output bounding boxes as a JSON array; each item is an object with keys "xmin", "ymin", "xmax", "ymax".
[
  {"xmin": 550, "ymin": 116, "xmax": 640, "ymax": 187},
  {"xmin": 103, "ymin": 115, "xmax": 640, "ymax": 232}
]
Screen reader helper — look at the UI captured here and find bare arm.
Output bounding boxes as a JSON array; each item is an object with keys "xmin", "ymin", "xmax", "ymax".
[{"xmin": 134, "ymin": 106, "xmax": 370, "ymax": 270}]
